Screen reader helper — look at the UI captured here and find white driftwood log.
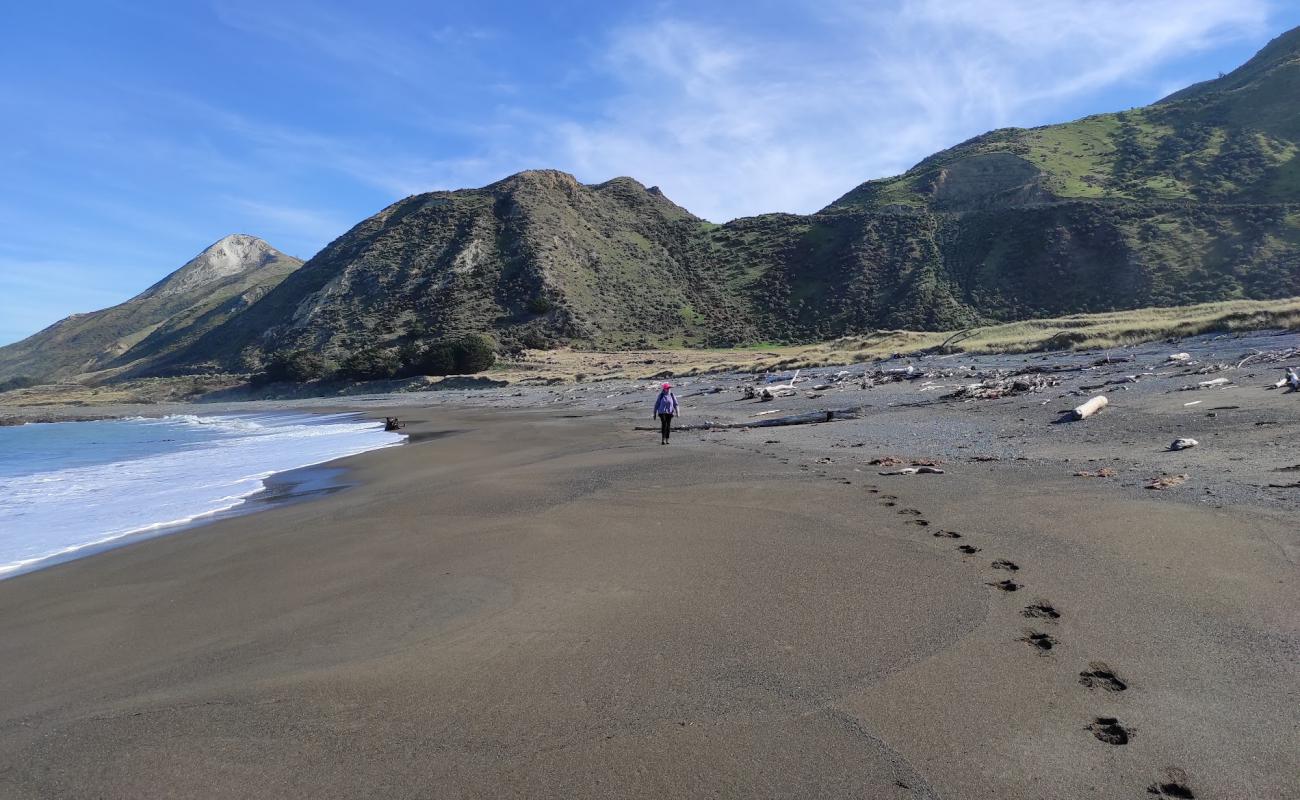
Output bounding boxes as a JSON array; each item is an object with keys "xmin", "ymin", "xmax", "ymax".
[{"xmin": 1072, "ymin": 395, "xmax": 1108, "ymax": 420}]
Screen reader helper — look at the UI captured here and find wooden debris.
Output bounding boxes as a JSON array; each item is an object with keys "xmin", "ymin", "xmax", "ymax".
[
  {"xmin": 1071, "ymin": 395, "xmax": 1108, "ymax": 420},
  {"xmin": 879, "ymin": 466, "xmax": 945, "ymax": 476},
  {"xmin": 1074, "ymin": 468, "xmax": 1118, "ymax": 478},
  {"xmin": 1169, "ymin": 438, "xmax": 1199, "ymax": 451},
  {"xmin": 1167, "ymin": 353, "xmax": 1191, "ymax": 363},
  {"xmin": 869, "ymin": 456, "xmax": 905, "ymax": 466},
  {"xmin": 1198, "ymin": 378, "xmax": 1231, "ymax": 388},
  {"xmin": 635, "ymin": 406, "xmax": 867, "ymax": 433},
  {"xmin": 945, "ymin": 373, "xmax": 1058, "ymax": 401},
  {"xmin": 383, "ymin": 417, "xmax": 405, "ymax": 431},
  {"xmin": 1146, "ymin": 474, "xmax": 1189, "ymax": 490}
]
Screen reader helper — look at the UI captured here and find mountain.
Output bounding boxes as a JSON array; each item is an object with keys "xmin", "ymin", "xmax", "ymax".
[
  {"xmin": 4, "ymin": 27, "xmax": 1299, "ymax": 383},
  {"xmin": 150, "ymin": 171, "xmax": 753, "ymax": 375},
  {"xmin": 0, "ymin": 235, "xmax": 302, "ymax": 382}
]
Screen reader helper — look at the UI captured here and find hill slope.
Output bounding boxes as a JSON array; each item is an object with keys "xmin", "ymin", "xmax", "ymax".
[
  {"xmin": 0, "ymin": 235, "xmax": 302, "ymax": 382},
  {"xmin": 6, "ymin": 26, "xmax": 1300, "ymax": 382}
]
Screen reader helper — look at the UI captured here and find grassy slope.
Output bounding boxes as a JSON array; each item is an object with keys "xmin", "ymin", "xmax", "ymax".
[{"xmin": 5, "ymin": 297, "xmax": 1294, "ymax": 408}]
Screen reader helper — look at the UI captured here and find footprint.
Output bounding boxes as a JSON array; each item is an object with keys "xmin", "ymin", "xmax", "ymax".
[
  {"xmin": 934, "ymin": 530, "xmax": 963, "ymax": 539},
  {"xmin": 991, "ymin": 559, "xmax": 1020, "ymax": 571},
  {"xmin": 898, "ymin": 508, "xmax": 923, "ymax": 516},
  {"xmin": 880, "ymin": 494, "xmax": 898, "ymax": 501},
  {"xmin": 990, "ymin": 579, "xmax": 1021, "ymax": 592},
  {"xmin": 907, "ymin": 519, "xmax": 931, "ymax": 527},
  {"xmin": 1079, "ymin": 662, "xmax": 1127, "ymax": 692},
  {"xmin": 1021, "ymin": 631, "xmax": 1056, "ymax": 652},
  {"xmin": 957, "ymin": 544, "xmax": 981, "ymax": 554},
  {"xmin": 1087, "ymin": 716, "xmax": 1131, "ymax": 745},
  {"xmin": 1147, "ymin": 768, "xmax": 1195, "ymax": 798},
  {"xmin": 881, "ymin": 501, "xmax": 897, "ymax": 507},
  {"xmin": 867, "ymin": 488, "xmax": 880, "ymax": 494},
  {"xmin": 1022, "ymin": 601, "xmax": 1060, "ymax": 621}
]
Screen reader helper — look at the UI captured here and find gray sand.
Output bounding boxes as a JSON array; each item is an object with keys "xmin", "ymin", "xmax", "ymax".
[{"xmin": 1, "ymin": 333, "xmax": 1297, "ymax": 798}]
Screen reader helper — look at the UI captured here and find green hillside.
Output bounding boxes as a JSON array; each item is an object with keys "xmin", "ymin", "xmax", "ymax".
[{"xmin": 5, "ymin": 26, "xmax": 1299, "ymax": 383}]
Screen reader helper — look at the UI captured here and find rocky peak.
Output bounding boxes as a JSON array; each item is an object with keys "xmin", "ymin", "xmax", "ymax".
[{"xmin": 144, "ymin": 234, "xmax": 287, "ymax": 299}]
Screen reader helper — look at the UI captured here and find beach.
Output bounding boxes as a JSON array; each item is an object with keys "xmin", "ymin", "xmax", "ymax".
[{"xmin": 1, "ymin": 334, "xmax": 1298, "ymax": 799}]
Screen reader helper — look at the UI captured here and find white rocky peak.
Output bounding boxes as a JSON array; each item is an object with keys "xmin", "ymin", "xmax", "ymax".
[{"xmin": 147, "ymin": 234, "xmax": 281, "ymax": 299}]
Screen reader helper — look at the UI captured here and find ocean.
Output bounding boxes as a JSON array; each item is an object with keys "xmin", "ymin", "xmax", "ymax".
[{"xmin": 0, "ymin": 412, "xmax": 404, "ymax": 577}]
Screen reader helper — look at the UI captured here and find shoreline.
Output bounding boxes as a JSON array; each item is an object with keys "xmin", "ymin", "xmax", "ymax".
[
  {"xmin": 0, "ymin": 410, "xmax": 404, "ymax": 580},
  {"xmin": 1, "ymin": 340, "xmax": 1296, "ymax": 798}
]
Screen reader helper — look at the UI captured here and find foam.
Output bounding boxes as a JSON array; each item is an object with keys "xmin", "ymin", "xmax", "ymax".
[{"xmin": 0, "ymin": 413, "xmax": 403, "ymax": 576}]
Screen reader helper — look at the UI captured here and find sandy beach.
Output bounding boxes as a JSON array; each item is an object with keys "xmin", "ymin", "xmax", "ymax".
[{"xmin": 1, "ymin": 335, "xmax": 1298, "ymax": 799}]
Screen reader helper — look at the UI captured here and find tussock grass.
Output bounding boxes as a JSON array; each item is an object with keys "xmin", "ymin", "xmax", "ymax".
[{"xmin": 499, "ymin": 297, "xmax": 1300, "ymax": 381}]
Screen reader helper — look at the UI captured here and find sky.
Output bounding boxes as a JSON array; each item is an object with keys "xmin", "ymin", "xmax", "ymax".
[{"xmin": 2, "ymin": 0, "xmax": 1298, "ymax": 345}]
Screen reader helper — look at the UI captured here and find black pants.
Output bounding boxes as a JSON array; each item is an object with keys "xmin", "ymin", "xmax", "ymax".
[{"xmin": 659, "ymin": 413, "xmax": 673, "ymax": 441}]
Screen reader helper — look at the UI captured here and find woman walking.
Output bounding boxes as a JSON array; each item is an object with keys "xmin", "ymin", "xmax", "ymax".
[{"xmin": 653, "ymin": 383, "xmax": 679, "ymax": 444}]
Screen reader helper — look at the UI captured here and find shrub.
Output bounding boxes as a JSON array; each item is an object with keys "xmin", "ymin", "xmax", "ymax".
[
  {"xmin": 519, "ymin": 330, "xmax": 554, "ymax": 350},
  {"xmin": 336, "ymin": 347, "xmax": 401, "ymax": 381},
  {"xmin": 404, "ymin": 334, "xmax": 497, "ymax": 376},
  {"xmin": 258, "ymin": 350, "xmax": 326, "ymax": 384},
  {"xmin": 0, "ymin": 375, "xmax": 39, "ymax": 393},
  {"xmin": 454, "ymin": 333, "xmax": 496, "ymax": 374}
]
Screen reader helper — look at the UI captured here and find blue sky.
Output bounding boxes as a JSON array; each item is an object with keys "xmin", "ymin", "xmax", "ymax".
[{"xmin": 2, "ymin": 0, "xmax": 1298, "ymax": 344}]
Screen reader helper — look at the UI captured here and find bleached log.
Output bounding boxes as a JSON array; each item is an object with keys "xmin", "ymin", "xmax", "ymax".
[
  {"xmin": 1071, "ymin": 395, "xmax": 1108, "ymax": 420},
  {"xmin": 633, "ymin": 406, "xmax": 866, "ymax": 432}
]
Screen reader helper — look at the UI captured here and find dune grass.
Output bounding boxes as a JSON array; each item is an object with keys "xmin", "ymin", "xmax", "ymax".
[
  {"xmin": 4, "ymin": 298, "xmax": 1297, "ymax": 408},
  {"xmin": 498, "ymin": 296, "xmax": 1300, "ymax": 381}
]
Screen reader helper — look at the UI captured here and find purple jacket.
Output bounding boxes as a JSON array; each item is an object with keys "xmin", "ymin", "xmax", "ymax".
[{"xmin": 654, "ymin": 391, "xmax": 678, "ymax": 416}]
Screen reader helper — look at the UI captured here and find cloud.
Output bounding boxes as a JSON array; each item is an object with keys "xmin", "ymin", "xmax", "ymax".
[{"xmin": 539, "ymin": 0, "xmax": 1272, "ymax": 220}]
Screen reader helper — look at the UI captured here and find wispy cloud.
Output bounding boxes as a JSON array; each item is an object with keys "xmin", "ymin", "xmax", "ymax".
[
  {"xmin": 540, "ymin": 0, "xmax": 1271, "ymax": 219},
  {"xmin": 226, "ymin": 198, "xmax": 351, "ymax": 249}
]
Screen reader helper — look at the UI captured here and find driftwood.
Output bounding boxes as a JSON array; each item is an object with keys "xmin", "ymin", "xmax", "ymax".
[
  {"xmin": 1169, "ymin": 438, "xmax": 1199, "ymax": 451},
  {"xmin": 945, "ymin": 373, "xmax": 1057, "ymax": 401},
  {"xmin": 879, "ymin": 466, "xmax": 945, "ymax": 476},
  {"xmin": 634, "ymin": 406, "xmax": 867, "ymax": 432},
  {"xmin": 1071, "ymin": 395, "xmax": 1108, "ymax": 420},
  {"xmin": 383, "ymin": 417, "xmax": 405, "ymax": 432},
  {"xmin": 1146, "ymin": 474, "xmax": 1189, "ymax": 490}
]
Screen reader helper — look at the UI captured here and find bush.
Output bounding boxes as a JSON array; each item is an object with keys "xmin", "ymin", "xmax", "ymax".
[
  {"xmin": 336, "ymin": 347, "xmax": 401, "ymax": 381},
  {"xmin": 0, "ymin": 375, "xmax": 39, "ymax": 393},
  {"xmin": 519, "ymin": 330, "xmax": 554, "ymax": 350},
  {"xmin": 257, "ymin": 350, "xmax": 326, "ymax": 384},
  {"xmin": 405, "ymin": 334, "xmax": 497, "ymax": 376},
  {"xmin": 454, "ymin": 333, "xmax": 496, "ymax": 374}
]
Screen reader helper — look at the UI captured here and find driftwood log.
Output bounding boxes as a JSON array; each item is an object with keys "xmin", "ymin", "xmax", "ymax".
[
  {"xmin": 634, "ymin": 406, "xmax": 868, "ymax": 432},
  {"xmin": 1071, "ymin": 395, "xmax": 1108, "ymax": 420}
]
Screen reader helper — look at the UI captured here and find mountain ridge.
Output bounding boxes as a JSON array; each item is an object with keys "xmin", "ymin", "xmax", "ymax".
[
  {"xmin": 0, "ymin": 235, "xmax": 302, "ymax": 382},
  {"xmin": 3, "ymin": 25, "xmax": 1299, "ymax": 383}
]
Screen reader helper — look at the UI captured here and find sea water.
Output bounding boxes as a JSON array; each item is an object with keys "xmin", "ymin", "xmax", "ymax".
[{"xmin": 0, "ymin": 412, "xmax": 404, "ymax": 577}]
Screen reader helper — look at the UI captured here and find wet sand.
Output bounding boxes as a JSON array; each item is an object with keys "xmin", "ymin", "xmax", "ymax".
[{"xmin": 1, "ymin": 393, "xmax": 1297, "ymax": 797}]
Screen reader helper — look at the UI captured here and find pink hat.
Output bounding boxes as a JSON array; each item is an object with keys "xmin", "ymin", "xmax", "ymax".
[{"xmin": 661, "ymin": 383, "xmax": 672, "ymax": 390}]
